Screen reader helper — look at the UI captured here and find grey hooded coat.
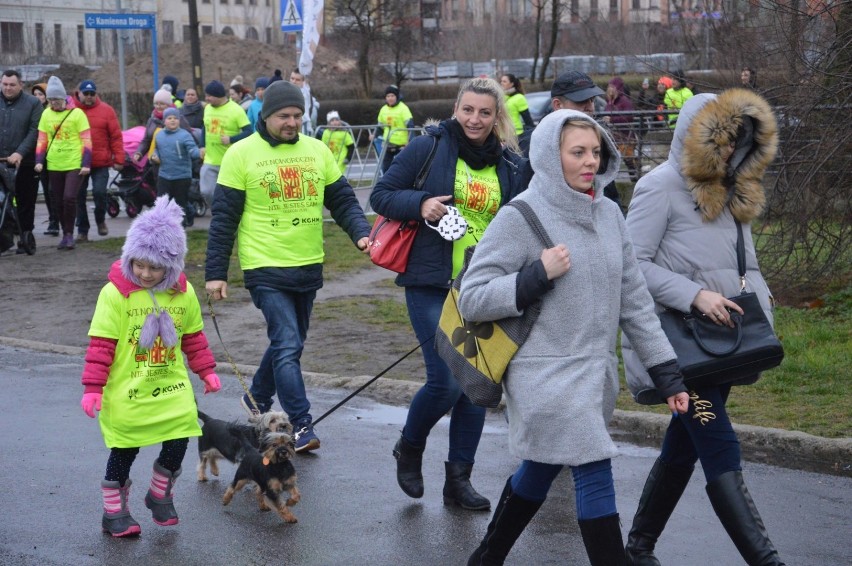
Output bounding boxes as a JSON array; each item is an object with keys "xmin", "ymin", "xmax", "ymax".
[
  {"xmin": 458, "ymin": 110, "xmax": 677, "ymax": 466},
  {"xmin": 622, "ymin": 90, "xmax": 779, "ymax": 404}
]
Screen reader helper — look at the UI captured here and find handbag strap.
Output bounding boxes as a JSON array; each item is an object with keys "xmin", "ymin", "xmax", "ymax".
[
  {"xmin": 505, "ymin": 200, "xmax": 555, "ymax": 249},
  {"xmin": 414, "ymin": 134, "xmax": 439, "ymax": 190},
  {"xmin": 735, "ymin": 220, "xmax": 746, "ymax": 291}
]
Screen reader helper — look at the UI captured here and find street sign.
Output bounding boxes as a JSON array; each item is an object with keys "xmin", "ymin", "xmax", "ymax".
[
  {"xmin": 84, "ymin": 13, "xmax": 155, "ymax": 30},
  {"xmin": 281, "ymin": 0, "xmax": 303, "ymax": 32}
]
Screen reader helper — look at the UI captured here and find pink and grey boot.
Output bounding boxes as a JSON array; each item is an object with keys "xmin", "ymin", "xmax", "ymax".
[
  {"xmin": 101, "ymin": 479, "xmax": 142, "ymax": 537},
  {"xmin": 144, "ymin": 460, "xmax": 181, "ymax": 526}
]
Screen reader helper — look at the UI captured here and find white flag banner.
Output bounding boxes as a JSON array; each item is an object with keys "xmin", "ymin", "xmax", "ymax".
[{"xmin": 299, "ymin": 0, "xmax": 324, "ymax": 76}]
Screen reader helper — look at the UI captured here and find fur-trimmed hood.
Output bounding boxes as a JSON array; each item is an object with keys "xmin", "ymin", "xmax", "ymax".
[{"xmin": 673, "ymin": 89, "xmax": 778, "ymax": 223}]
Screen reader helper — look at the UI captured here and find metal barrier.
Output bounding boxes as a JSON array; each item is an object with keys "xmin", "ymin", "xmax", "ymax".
[{"xmin": 322, "ymin": 120, "xmax": 673, "ymax": 209}]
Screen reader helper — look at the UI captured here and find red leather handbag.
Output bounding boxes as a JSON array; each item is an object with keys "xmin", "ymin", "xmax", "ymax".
[{"xmin": 367, "ymin": 215, "xmax": 419, "ymax": 273}]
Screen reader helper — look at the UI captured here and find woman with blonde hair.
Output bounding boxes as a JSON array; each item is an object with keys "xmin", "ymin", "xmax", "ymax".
[{"xmin": 370, "ymin": 77, "xmax": 531, "ymax": 511}]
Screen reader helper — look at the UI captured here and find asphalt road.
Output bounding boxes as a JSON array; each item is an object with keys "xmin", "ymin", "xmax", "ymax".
[{"xmin": 0, "ymin": 345, "xmax": 850, "ymax": 566}]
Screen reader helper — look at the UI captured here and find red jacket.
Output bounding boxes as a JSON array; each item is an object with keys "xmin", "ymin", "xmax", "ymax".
[{"xmin": 77, "ymin": 97, "xmax": 125, "ymax": 168}]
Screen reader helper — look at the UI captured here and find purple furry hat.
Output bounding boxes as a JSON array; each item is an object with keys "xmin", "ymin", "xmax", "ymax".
[{"xmin": 121, "ymin": 196, "xmax": 186, "ymax": 349}]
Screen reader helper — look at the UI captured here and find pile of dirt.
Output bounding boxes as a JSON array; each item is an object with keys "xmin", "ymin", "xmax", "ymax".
[{"xmin": 91, "ymin": 33, "xmax": 358, "ymax": 94}]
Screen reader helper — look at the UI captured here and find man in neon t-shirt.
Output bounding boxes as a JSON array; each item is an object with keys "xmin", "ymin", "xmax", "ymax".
[
  {"xmin": 205, "ymin": 81, "xmax": 371, "ymax": 454},
  {"xmin": 198, "ymin": 80, "xmax": 251, "ymax": 206},
  {"xmin": 371, "ymin": 85, "xmax": 414, "ymax": 173}
]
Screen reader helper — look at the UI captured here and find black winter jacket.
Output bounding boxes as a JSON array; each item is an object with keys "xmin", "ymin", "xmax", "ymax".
[
  {"xmin": 0, "ymin": 92, "xmax": 42, "ymax": 165},
  {"xmin": 369, "ymin": 120, "xmax": 532, "ymax": 288}
]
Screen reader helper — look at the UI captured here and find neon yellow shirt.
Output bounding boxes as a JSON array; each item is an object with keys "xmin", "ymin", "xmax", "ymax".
[
  {"xmin": 89, "ymin": 281, "xmax": 204, "ymax": 448},
  {"xmin": 451, "ymin": 159, "xmax": 501, "ymax": 277},
  {"xmin": 217, "ymin": 133, "xmax": 342, "ymax": 270},
  {"xmin": 203, "ymin": 100, "xmax": 250, "ymax": 166},
  {"xmin": 321, "ymin": 128, "xmax": 354, "ymax": 173},
  {"xmin": 505, "ymin": 92, "xmax": 530, "ymax": 134},
  {"xmin": 37, "ymin": 108, "xmax": 90, "ymax": 171},
  {"xmin": 377, "ymin": 102, "xmax": 413, "ymax": 147}
]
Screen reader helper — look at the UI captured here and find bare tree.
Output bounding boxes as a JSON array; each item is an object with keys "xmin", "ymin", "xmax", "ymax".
[
  {"xmin": 333, "ymin": 0, "xmax": 409, "ymax": 97},
  {"xmin": 538, "ymin": 0, "xmax": 565, "ymax": 83}
]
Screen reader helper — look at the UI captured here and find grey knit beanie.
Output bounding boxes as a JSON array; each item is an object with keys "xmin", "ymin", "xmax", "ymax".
[
  {"xmin": 45, "ymin": 76, "xmax": 67, "ymax": 99},
  {"xmin": 261, "ymin": 81, "xmax": 305, "ymax": 120}
]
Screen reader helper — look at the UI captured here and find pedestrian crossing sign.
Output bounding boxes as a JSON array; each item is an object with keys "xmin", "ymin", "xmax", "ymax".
[{"xmin": 281, "ymin": 0, "xmax": 303, "ymax": 32}]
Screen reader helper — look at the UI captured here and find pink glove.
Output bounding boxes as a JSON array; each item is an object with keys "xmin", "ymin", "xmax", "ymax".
[
  {"xmin": 202, "ymin": 373, "xmax": 221, "ymax": 394},
  {"xmin": 81, "ymin": 392, "xmax": 103, "ymax": 418}
]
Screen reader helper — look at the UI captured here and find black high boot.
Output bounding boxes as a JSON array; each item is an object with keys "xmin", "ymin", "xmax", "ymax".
[
  {"xmin": 706, "ymin": 471, "xmax": 786, "ymax": 566},
  {"xmin": 443, "ymin": 461, "xmax": 490, "ymax": 511},
  {"xmin": 393, "ymin": 433, "xmax": 425, "ymax": 498},
  {"xmin": 468, "ymin": 477, "xmax": 544, "ymax": 565},
  {"xmin": 626, "ymin": 458, "xmax": 694, "ymax": 565},
  {"xmin": 578, "ymin": 514, "xmax": 628, "ymax": 566}
]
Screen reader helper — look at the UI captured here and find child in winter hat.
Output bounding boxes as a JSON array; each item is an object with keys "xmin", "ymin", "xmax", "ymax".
[{"xmin": 80, "ymin": 195, "xmax": 220, "ymax": 537}]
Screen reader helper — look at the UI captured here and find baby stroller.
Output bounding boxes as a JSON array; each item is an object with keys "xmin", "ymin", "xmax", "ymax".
[
  {"xmin": 0, "ymin": 161, "xmax": 35, "ymax": 255},
  {"xmin": 106, "ymin": 126, "xmax": 157, "ymax": 219}
]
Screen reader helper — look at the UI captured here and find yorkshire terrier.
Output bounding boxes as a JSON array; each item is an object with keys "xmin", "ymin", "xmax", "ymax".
[
  {"xmin": 196, "ymin": 410, "xmax": 291, "ymax": 482},
  {"xmin": 222, "ymin": 431, "xmax": 301, "ymax": 523}
]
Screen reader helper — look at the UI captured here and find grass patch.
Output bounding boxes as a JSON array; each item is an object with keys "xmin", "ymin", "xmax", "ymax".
[{"xmin": 313, "ymin": 296, "xmax": 409, "ymax": 328}]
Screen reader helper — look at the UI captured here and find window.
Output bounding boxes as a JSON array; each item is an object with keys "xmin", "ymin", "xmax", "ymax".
[
  {"xmin": 54, "ymin": 23, "xmax": 62, "ymax": 56},
  {"xmin": 250, "ymin": 0, "xmax": 257, "ymax": 5},
  {"xmin": 222, "ymin": 26, "xmax": 234, "ymax": 35},
  {"xmin": 235, "ymin": 0, "xmax": 242, "ymax": 4},
  {"xmin": 590, "ymin": 0, "xmax": 599, "ymax": 19},
  {"xmin": 201, "ymin": 25, "xmax": 213, "ymax": 36},
  {"xmin": 162, "ymin": 20, "xmax": 174, "ymax": 43},
  {"xmin": 246, "ymin": 26, "xmax": 258, "ymax": 40},
  {"xmin": 221, "ymin": 0, "xmax": 228, "ymax": 4},
  {"xmin": 633, "ymin": 0, "xmax": 641, "ymax": 8},
  {"xmin": 611, "ymin": 0, "xmax": 620, "ymax": 14},
  {"xmin": 77, "ymin": 24, "xmax": 85, "ymax": 56},
  {"xmin": 183, "ymin": 25, "xmax": 192, "ymax": 42},
  {"xmin": 96, "ymin": 29, "xmax": 104, "ymax": 57},
  {"xmin": 571, "ymin": 0, "xmax": 580, "ymax": 21},
  {"xmin": 0, "ymin": 21, "xmax": 24, "ymax": 54},
  {"xmin": 202, "ymin": 0, "xmax": 211, "ymax": 4},
  {"xmin": 265, "ymin": 27, "xmax": 272, "ymax": 43},
  {"xmin": 35, "ymin": 22, "xmax": 44, "ymax": 54}
]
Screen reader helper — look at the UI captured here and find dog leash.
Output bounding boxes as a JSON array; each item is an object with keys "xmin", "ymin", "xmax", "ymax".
[
  {"xmin": 206, "ymin": 293, "xmax": 433, "ymax": 440},
  {"xmin": 310, "ymin": 335, "xmax": 433, "ymax": 429},
  {"xmin": 205, "ymin": 294, "xmax": 261, "ymax": 411}
]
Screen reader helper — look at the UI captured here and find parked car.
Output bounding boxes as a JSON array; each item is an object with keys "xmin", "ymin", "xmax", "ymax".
[{"xmin": 526, "ymin": 91, "xmax": 552, "ymax": 124}]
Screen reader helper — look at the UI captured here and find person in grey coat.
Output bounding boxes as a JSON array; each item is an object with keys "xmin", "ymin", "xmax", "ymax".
[
  {"xmin": 460, "ymin": 109, "xmax": 689, "ymax": 566},
  {"xmin": 622, "ymin": 89, "xmax": 785, "ymax": 566}
]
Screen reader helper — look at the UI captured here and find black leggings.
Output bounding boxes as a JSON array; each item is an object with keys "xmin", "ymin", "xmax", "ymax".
[{"xmin": 105, "ymin": 438, "xmax": 189, "ymax": 486}]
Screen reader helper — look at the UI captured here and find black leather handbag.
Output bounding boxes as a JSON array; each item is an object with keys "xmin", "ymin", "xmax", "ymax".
[{"xmin": 657, "ymin": 222, "xmax": 784, "ymax": 389}]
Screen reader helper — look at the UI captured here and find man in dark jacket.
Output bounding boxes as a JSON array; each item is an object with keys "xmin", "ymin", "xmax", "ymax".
[
  {"xmin": 75, "ymin": 80, "xmax": 124, "ymax": 241},
  {"xmin": 1, "ymin": 69, "xmax": 43, "ymax": 254},
  {"xmin": 205, "ymin": 81, "xmax": 370, "ymax": 453}
]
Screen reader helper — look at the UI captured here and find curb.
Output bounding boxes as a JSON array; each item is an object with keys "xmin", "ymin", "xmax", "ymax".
[{"xmin": 3, "ymin": 335, "xmax": 850, "ymax": 477}]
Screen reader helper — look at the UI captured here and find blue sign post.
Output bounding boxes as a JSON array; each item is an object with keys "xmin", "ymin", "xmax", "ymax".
[{"xmin": 85, "ymin": 13, "xmax": 159, "ymax": 92}]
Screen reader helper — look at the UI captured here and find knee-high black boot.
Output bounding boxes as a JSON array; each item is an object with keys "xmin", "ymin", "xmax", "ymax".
[
  {"xmin": 578, "ymin": 514, "xmax": 628, "ymax": 566},
  {"xmin": 467, "ymin": 477, "xmax": 543, "ymax": 565},
  {"xmin": 626, "ymin": 458, "xmax": 694, "ymax": 565},
  {"xmin": 393, "ymin": 433, "xmax": 425, "ymax": 498},
  {"xmin": 706, "ymin": 471, "xmax": 785, "ymax": 566}
]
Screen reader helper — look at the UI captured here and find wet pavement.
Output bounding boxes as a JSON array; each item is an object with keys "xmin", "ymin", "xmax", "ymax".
[{"xmin": 1, "ymin": 344, "xmax": 850, "ymax": 565}]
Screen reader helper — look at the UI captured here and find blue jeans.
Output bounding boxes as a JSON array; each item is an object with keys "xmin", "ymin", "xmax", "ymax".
[
  {"xmin": 660, "ymin": 384, "xmax": 740, "ymax": 483},
  {"xmin": 76, "ymin": 166, "xmax": 110, "ymax": 234},
  {"xmin": 247, "ymin": 286, "xmax": 316, "ymax": 425},
  {"xmin": 403, "ymin": 286, "xmax": 485, "ymax": 464},
  {"xmin": 510, "ymin": 459, "xmax": 617, "ymax": 521}
]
